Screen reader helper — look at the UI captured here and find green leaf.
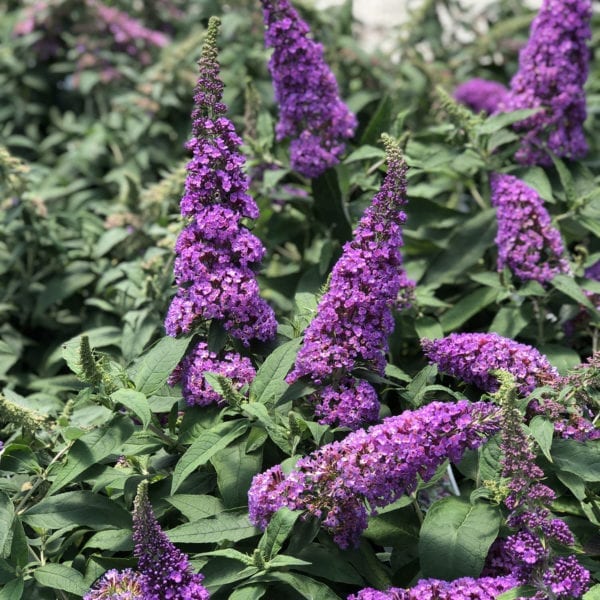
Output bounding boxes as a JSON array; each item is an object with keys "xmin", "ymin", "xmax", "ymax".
[
  {"xmin": 132, "ymin": 335, "xmax": 192, "ymax": 395},
  {"xmin": 48, "ymin": 415, "xmax": 134, "ymax": 495},
  {"xmin": 551, "ymin": 155, "xmax": 576, "ymax": 204},
  {"xmin": 364, "ymin": 505, "xmax": 420, "ymax": 547},
  {"xmin": 539, "ymin": 344, "xmax": 581, "ymax": 375},
  {"xmin": 344, "ymin": 145, "xmax": 385, "ymax": 164},
  {"xmin": 497, "ymin": 585, "xmax": 538, "ymax": 599},
  {"xmin": 200, "ymin": 548, "xmax": 254, "ymax": 565},
  {"xmin": 8, "ymin": 519, "xmax": 28, "ymax": 569},
  {"xmin": 360, "ymin": 95, "xmax": 393, "ymax": 145},
  {"xmin": 33, "ymin": 564, "xmax": 88, "ymax": 596},
  {"xmin": 583, "ymin": 584, "xmax": 600, "ymax": 599},
  {"xmin": 295, "ymin": 544, "xmax": 364, "ymax": 585},
  {"xmin": 0, "ymin": 493, "xmax": 14, "ymax": 558},
  {"xmin": 252, "ymin": 572, "xmax": 341, "ymax": 600},
  {"xmin": 167, "ymin": 511, "xmax": 259, "ymax": 544},
  {"xmin": 166, "ymin": 495, "xmax": 225, "ymax": 521},
  {"xmin": 552, "ymin": 274, "xmax": 598, "ymax": 314},
  {"xmin": 424, "ymin": 209, "xmax": 497, "ymax": 286},
  {"xmin": 60, "ymin": 327, "xmax": 121, "ymax": 375},
  {"xmin": 518, "ymin": 167, "xmax": 553, "ymax": 202},
  {"xmin": 527, "ymin": 417, "xmax": 554, "ymax": 462},
  {"xmin": 22, "ymin": 491, "xmax": 131, "ymax": 530},
  {"xmin": 489, "ymin": 305, "xmax": 531, "ymax": 338},
  {"xmin": 268, "ymin": 555, "xmax": 312, "ymax": 569},
  {"xmin": 414, "ymin": 316, "xmax": 443, "ymax": 340},
  {"xmin": 250, "ymin": 338, "xmax": 302, "ymax": 405},
  {"xmin": 0, "ymin": 578, "xmax": 23, "ymax": 600},
  {"xmin": 552, "ymin": 439, "xmax": 600, "ymax": 482},
  {"xmin": 229, "ymin": 584, "xmax": 267, "ymax": 600},
  {"xmin": 34, "ymin": 272, "xmax": 96, "ymax": 316},
  {"xmin": 258, "ymin": 508, "xmax": 302, "ymax": 561},
  {"xmin": 476, "ymin": 108, "xmax": 539, "ymax": 135},
  {"xmin": 110, "ymin": 389, "xmax": 151, "ymax": 429},
  {"xmin": 211, "ymin": 441, "xmax": 262, "ymax": 508},
  {"xmin": 171, "ymin": 420, "xmax": 249, "ymax": 494},
  {"xmin": 440, "ymin": 287, "xmax": 498, "ymax": 332},
  {"xmin": 312, "ymin": 170, "xmax": 352, "ymax": 242},
  {"xmin": 93, "ymin": 228, "xmax": 130, "ymax": 258},
  {"xmin": 419, "ymin": 497, "xmax": 501, "ymax": 579}
]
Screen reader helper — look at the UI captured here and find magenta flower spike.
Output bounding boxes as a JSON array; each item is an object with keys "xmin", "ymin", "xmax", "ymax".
[
  {"xmin": 248, "ymin": 400, "xmax": 500, "ymax": 548},
  {"xmin": 286, "ymin": 137, "xmax": 413, "ymax": 428},
  {"xmin": 259, "ymin": 0, "xmax": 357, "ymax": 177},
  {"xmin": 500, "ymin": 0, "xmax": 591, "ymax": 165},
  {"xmin": 490, "ymin": 173, "xmax": 570, "ymax": 284}
]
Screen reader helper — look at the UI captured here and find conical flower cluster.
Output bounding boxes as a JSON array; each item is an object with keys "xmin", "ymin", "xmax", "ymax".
[
  {"xmin": 248, "ymin": 400, "xmax": 500, "ymax": 548},
  {"xmin": 286, "ymin": 137, "xmax": 413, "ymax": 428},
  {"xmin": 259, "ymin": 0, "xmax": 357, "ymax": 177}
]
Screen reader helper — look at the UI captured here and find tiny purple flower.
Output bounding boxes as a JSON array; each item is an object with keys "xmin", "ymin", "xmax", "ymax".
[{"xmin": 454, "ymin": 78, "xmax": 509, "ymax": 115}]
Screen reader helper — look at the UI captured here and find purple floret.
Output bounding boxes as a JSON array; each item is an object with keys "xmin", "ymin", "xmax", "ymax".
[
  {"xmin": 248, "ymin": 400, "xmax": 500, "ymax": 548},
  {"xmin": 454, "ymin": 78, "xmax": 509, "ymax": 115},
  {"xmin": 260, "ymin": 0, "xmax": 357, "ymax": 177},
  {"xmin": 287, "ymin": 139, "xmax": 413, "ymax": 428},
  {"xmin": 422, "ymin": 332, "xmax": 559, "ymax": 395},
  {"xmin": 499, "ymin": 0, "xmax": 591, "ymax": 165},
  {"xmin": 84, "ymin": 569, "xmax": 144, "ymax": 599},
  {"xmin": 490, "ymin": 173, "xmax": 570, "ymax": 284}
]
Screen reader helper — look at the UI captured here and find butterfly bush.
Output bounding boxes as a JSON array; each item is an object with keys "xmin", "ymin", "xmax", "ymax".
[
  {"xmin": 85, "ymin": 483, "xmax": 209, "ymax": 600},
  {"xmin": 490, "ymin": 173, "xmax": 570, "ymax": 283},
  {"xmin": 422, "ymin": 332, "xmax": 558, "ymax": 394},
  {"xmin": 481, "ymin": 372, "xmax": 590, "ymax": 599},
  {"xmin": 248, "ymin": 400, "xmax": 501, "ymax": 548},
  {"xmin": 286, "ymin": 138, "xmax": 413, "ymax": 428},
  {"xmin": 349, "ymin": 575, "xmax": 518, "ymax": 600},
  {"xmin": 500, "ymin": 0, "xmax": 591, "ymax": 165},
  {"xmin": 454, "ymin": 78, "xmax": 509, "ymax": 115},
  {"xmin": 259, "ymin": 0, "xmax": 357, "ymax": 177}
]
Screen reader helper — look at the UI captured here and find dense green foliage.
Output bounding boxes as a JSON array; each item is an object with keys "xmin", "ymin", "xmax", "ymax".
[{"xmin": 1, "ymin": 0, "xmax": 599, "ymax": 598}]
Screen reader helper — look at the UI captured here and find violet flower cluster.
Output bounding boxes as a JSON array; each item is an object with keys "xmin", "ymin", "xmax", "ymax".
[
  {"xmin": 165, "ymin": 17, "xmax": 276, "ymax": 345},
  {"xmin": 453, "ymin": 78, "xmax": 509, "ymax": 115},
  {"xmin": 348, "ymin": 575, "xmax": 518, "ymax": 600},
  {"xmin": 480, "ymin": 372, "xmax": 590, "ymax": 599},
  {"xmin": 168, "ymin": 341, "xmax": 256, "ymax": 407},
  {"xmin": 248, "ymin": 400, "xmax": 501, "ymax": 548},
  {"xmin": 259, "ymin": 0, "xmax": 357, "ymax": 177},
  {"xmin": 422, "ymin": 332, "xmax": 558, "ymax": 395},
  {"xmin": 85, "ymin": 482, "xmax": 209, "ymax": 600},
  {"xmin": 286, "ymin": 139, "xmax": 412, "ymax": 428},
  {"xmin": 490, "ymin": 173, "xmax": 570, "ymax": 284},
  {"xmin": 500, "ymin": 0, "xmax": 591, "ymax": 165},
  {"xmin": 14, "ymin": 0, "xmax": 168, "ymax": 84}
]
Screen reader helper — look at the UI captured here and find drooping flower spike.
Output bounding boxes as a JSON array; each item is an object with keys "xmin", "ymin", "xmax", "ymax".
[
  {"xmin": 421, "ymin": 332, "xmax": 559, "ymax": 395},
  {"xmin": 286, "ymin": 135, "xmax": 413, "ymax": 428},
  {"xmin": 490, "ymin": 173, "xmax": 570, "ymax": 284},
  {"xmin": 259, "ymin": 0, "xmax": 357, "ymax": 177},
  {"xmin": 248, "ymin": 400, "xmax": 500, "ymax": 548},
  {"xmin": 500, "ymin": 0, "xmax": 592, "ymax": 165}
]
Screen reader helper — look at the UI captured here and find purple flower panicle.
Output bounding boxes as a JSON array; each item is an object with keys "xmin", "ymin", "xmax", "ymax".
[
  {"xmin": 500, "ymin": 0, "xmax": 591, "ymax": 165},
  {"xmin": 491, "ymin": 173, "xmax": 570, "ymax": 284},
  {"xmin": 260, "ymin": 0, "xmax": 357, "ymax": 177},
  {"xmin": 248, "ymin": 400, "xmax": 500, "ymax": 548},
  {"xmin": 348, "ymin": 575, "xmax": 518, "ymax": 600},
  {"xmin": 422, "ymin": 332, "xmax": 558, "ymax": 395},
  {"xmin": 454, "ymin": 78, "xmax": 509, "ymax": 115},
  {"xmin": 165, "ymin": 17, "xmax": 276, "ymax": 363},
  {"xmin": 169, "ymin": 341, "xmax": 256, "ymax": 407},
  {"xmin": 133, "ymin": 482, "xmax": 210, "ymax": 600},
  {"xmin": 287, "ymin": 138, "xmax": 412, "ymax": 428}
]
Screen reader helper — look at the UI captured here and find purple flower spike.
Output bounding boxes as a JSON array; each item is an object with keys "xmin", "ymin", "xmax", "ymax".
[
  {"xmin": 421, "ymin": 332, "xmax": 559, "ymax": 395},
  {"xmin": 169, "ymin": 341, "xmax": 256, "ymax": 407},
  {"xmin": 84, "ymin": 569, "xmax": 144, "ymax": 599},
  {"xmin": 348, "ymin": 575, "xmax": 518, "ymax": 600},
  {"xmin": 454, "ymin": 78, "xmax": 509, "ymax": 115},
  {"xmin": 287, "ymin": 137, "xmax": 412, "ymax": 428},
  {"xmin": 259, "ymin": 0, "xmax": 357, "ymax": 177},
  {"xmin": 133, "ymin": 482, "xmax": 210, "ymax": 600},
  {"xmin": 500, "ymin": 0, "xmax": 591, "ymax": 165},
  {"xmin": 248, "ymin": 400, "xmax": 500, "ymax": 548},
  {"xmin": 491, "ymin": 173, "xmax": 570, "ymax": 284},
  {"xmin": 164, "ymin": 17, "xmax": 277, "ymax": 349}
]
